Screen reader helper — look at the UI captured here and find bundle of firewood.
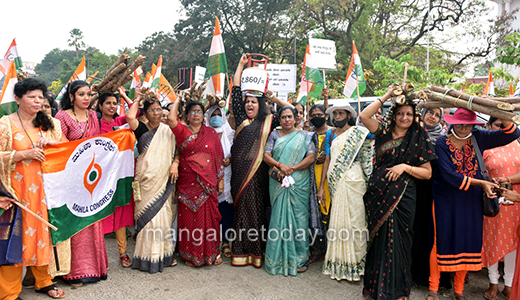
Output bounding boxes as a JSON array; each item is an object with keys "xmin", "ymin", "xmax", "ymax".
[
  {"xmin": 410, "ymin": 85, "xmax": 520, "ymax": 124},
  {"xmin": 204, "ymin": 93, "xmax": 226, "ymax": 111},
  {"xmin": 92, "ymin": 50, "xmax": 145, "ymax": 100},
  {"xmin": 139, "ymin": 87, "xmax": 159, "ymax": 103}
]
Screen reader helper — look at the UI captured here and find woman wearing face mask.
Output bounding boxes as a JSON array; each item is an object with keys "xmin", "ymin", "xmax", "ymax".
[
  {"xmin": 229, "ymin": 54, "xmax": 293, "ymax": 267},
  {"xmin": 308, "ymin": 102, "xmax": 331, "ymax": 263},
  {"xmin": 263, "ymin": 106, "xmax": 317, "ymax": 275},
  {"xmin": 55, "ymin": 80, "xmax": 106, "ymax": 287},
  {"xmin": 411, "ymin": 108, "xmax": 447, "ymax": 288},
  {"xmin": 317, "ymin": 100, "xmax": 374, "ymax": 281},
  {"xmin": 205, "ymin": 105, "xmax": 235, "ymax": 258},
  {"xmin": 359, "ymin": 87, "xmax": 437, "ymax": 299},
  {"xmin": 428, "ymin": 108, "xmax": 520, "ymax": 300}
]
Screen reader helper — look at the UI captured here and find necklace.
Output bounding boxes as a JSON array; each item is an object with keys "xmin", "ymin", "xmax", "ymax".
[
  {"xmin": 72, "ymin": 108, "xmax": 89, "ymax": 139},
  {"xmin": 17, "ymin": 111, "xmax": 42, "ymax": 148}
]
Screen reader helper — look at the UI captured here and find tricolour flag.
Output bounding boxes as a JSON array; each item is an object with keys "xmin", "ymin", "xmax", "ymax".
[
  {"xmin": 204, "ymin": 17, "xmax": 228, "ymax": 96},
  {"xmin": 343, "ymin": 41, "xmax": 366, "ymax": 98},
  {"xmin": 128, "ymin": 70, "xmax": 141, "ymax": 100},
  {"xmin": 56, "ymin": 56, "xmax": 87, "ymax": 101},
  {"xmin": 513, "ymin": 78, "xmax": 520, "ymax": 97},
  {"xmin": 0, "ymin": 61, "xmax": 19, "ymax": 116},
  {"xmin": 41, "ymin": 130, "xmax": 135, "ymax": 244},
  {"xmin": 296, "ymin": 45, "xmax": 324, "ymax": 105},
  {"xmin": 117, "ymin": 87, "xmax": 127, "ymax": 116},
  {"xmin": 509, "ymin": 84, "xmax": 514, "ymax": 98},
  {"xmin": 150, "ymin": 56, "xmax": 162, "ymax": 89},
  {"xmin": 142, "ymin": 65, "xmax": 155, "ymax": 88},
  {"xmin": 3, "ymin": 38, "xmax": 23, "ymax": 72},
  {"xmin": 86, "ymin": 71, "xmax": 99, "ymax": 83},
  {"xmin": 483, "ymin": 71, "xmax": 495, "ymax": 97},
  {"xmin": 158, "ymin": 73, "xmax": 176, "ymax": 106}
]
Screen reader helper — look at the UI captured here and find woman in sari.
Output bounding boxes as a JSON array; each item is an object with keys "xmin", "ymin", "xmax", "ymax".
[
  {"xmin": 229, "ymin": 54, "xmax": 293, "ymax": 267},
  {"xmin": 358, "ymin": 87, "xmax": 437, "ymax": 299},
  {"xmin": 55, "ymin": 80, "xmax": 107, "ymax": 286},
  {"xmin": 317, "ymin": 101, "xmax": 374, "ymax": 282},
  {"xmin": 0, "ymin": 78, "xmax": 65, "ymax": 299},
  {"xmin": 429, "ymin": 109, "xmax": 519, "ymax": 300},
  {"xmin": 168, "ymin": 87, "xmax": 225, "ymax": 267},
  {"xmin": 127, "ymin": 92, "xmax": 177, "ymax": 273},
  {"xmin": 263, "ymin": 106, "xmax": 317, "ymax": 276},
  {"xmin": 96, "ymin": 92, "xmax": 135, "ymax": 268}
]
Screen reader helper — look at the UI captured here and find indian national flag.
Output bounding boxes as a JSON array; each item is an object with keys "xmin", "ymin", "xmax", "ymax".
[
  {"xmin": 483, "ymin": 71, "xmax": 495, "ymax": 96},
  {"xmin": 117, "ymin": 87, "xmax": 127, "ymax": 116},
  {"xmin": 343, "ymin": 41, "xmax": 366, "ymax": 98},
  {"xmin": 42, "ymin": 130, "xmax": 136, "ymax": 244},
  {"xmin": 509, "ymin": 84, "xmax": 514, "ymax": 98},
  {"xmin": 3, "ymin": 38, "xmax": 23, "ymax": 72},
  {"xmin": 204, "ymin": 17, "xmax": 228, "ymax": 96},
  {"xmin": 128, "ymin": 70, "xmax": 141, "ymax": 100},
  {"xmin": 86, "ymin": 71, "xmax": 99, "ymax": 83},
  {"xmin": 142, "ymin": 65, "xmax": 155, "ymax": 88},
  {"xmin": 56, "ymin": 56, "xmax": 86, "ymax": 101},
  {"xmin": 513, "ymin": 78, "xmax": 520, "ymax": 97},
  {"xmin": 158, "ymin": 73, "xmax": 176, "ymax": 105},
  {"xmin": 150, "ymin": 56, "xmax": 162, "ymax": 89},
  {"xmin": 296, "ymin": 45, "xmax": 324, "ymax": 105},
  {"xmin": 0, "ymin": 61, "xmax": 18, "ymax": 116}
]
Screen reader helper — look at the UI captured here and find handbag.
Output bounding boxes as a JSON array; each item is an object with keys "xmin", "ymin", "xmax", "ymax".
[{"xmin": 470, "ymin": 135, "xmax": 500, "ymax": 217}]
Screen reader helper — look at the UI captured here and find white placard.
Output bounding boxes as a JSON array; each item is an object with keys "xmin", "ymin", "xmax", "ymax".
[
  {"xmin": 260, "ymin": 64, "xmax": 297, "ymax": 93},
  {"xmin": 308, "ymin": 38, "xmax": 337, "ymax": 70},
  {"xmin": 241, "ymin": 68, "xmax": 269, "ymax": 93},
  {"xmin": 277, "ymin": 92, "xmax": 288, "ymax": 103},
  {"xmin": 194, "ymin": 66, "xmax": 206, "ymax": 84}
]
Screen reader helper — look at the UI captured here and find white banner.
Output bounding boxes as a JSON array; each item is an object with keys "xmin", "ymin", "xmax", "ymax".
[
  {"xmin": 308, "ymin": 38, "xmax": 337, "ymax": 70},
  {"xmin": 277, "ymin": 92, "xmax": 288, "ymax": 103}
]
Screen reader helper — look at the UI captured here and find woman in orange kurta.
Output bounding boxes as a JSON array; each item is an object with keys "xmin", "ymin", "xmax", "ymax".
[
  {"xmin": 482, "ymin": 117, "xmax": 520, "ymax": 300},
  {"xmin": 0, "ymin": 78, "xmax": 65, "ymax": 299}
]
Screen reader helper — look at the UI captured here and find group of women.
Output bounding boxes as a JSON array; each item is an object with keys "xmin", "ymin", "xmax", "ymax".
[{"xmin": 3, "ymin": 55, "xmax": 520, "ymax": 300}]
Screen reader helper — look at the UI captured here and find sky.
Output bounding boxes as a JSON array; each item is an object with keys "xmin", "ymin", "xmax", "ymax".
[{"xmin": 1, "ymin": 0, "xmax": 183, "ymax": 64}]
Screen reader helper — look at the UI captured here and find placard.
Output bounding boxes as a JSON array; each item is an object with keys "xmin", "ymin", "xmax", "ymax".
[
  {"xmin": 277, "ymin": 92, "xmax": 288, "ymax": 103},
  {"xmin": 241, "ymin": 68, "xmax": 269, "ymax": 94},
  {"xmin": 194, "ymin": 66, "xmax": 206, "ymax": 84},
  {"xmin": 308, "ymin": 38, "xmax": 337, "ymax": 70},
  {"xmin": 260, "ymin": 64, "xmax": 297, "ymax": 92}
]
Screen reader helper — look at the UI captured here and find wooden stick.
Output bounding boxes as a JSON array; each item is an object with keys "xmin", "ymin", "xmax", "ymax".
[
  {"xmin": 411, "ymin": 90, "xmax": 520, "ymax": 123},
  {"xmin": 402, "ymin": 63, "xmax": 409, "ymax": 86},
  {"xmin": 11, "ymin": 200, "xmax": 58, "ymax": 231},
  {"xmin": 356, "ymin": 72, "xmax": 361, "ymax": 115},
  {"xmin": 429, "ymin": 85, "xmax": 515, "ymax": 111},
  {"xmin": 306, "ymin": 68, "xmax": 310, "ymax": 122},
  {"xmin": 491, "ymin": 97, "xmax": 520, "ymax": 104}
]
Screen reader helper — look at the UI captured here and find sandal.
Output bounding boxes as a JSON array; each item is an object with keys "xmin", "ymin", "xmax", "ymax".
[
  {"xmin": 503, "ymin": 290, "xmax": 510, "ymax": 300},
  {"xmin": 171, "ymin": 259, "xmax": 178, "ymax": 267},
  {"xmin": 70, "ymin": 283, "xmax": 83, "ymax": 287},
  {"xmin": 453, "ymin": 293, "xmax": 468, "ymax": 300},
  {"xmin": 35, "ymin": 284, "xmax": 65, "ymax": 299},
  {"xmin": 119, "ymin": 253, "xmax": 132, "ymax": 268},
  {"xmin": 297, "ymin": 262, "xmax": 309, "ymax": 273},
  {"xmin": 185, "ymin": 261, "xmax": 195, "ymax": 267},
  {"xmin": 222, "ymin": 243, "xmax": 232, "ymax": 258},
  {"xmin": 214, "ymin": 255, "xmax": 223, "ymax": 266},
  {"xmin": 484, "ymin": 284, "xmax": 499, "ymax": 300},
  {"xmin": 426, "ymin": 290, "xmax": 439, "ymax": 300}
]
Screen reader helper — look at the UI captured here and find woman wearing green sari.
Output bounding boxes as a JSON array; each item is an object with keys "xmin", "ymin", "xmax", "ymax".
[{"xmin": 263, "ymin": 106, "xmax": 318, "ymax": 276}]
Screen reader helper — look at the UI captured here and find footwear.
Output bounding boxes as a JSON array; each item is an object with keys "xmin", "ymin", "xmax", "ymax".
[
  {"xmin": 426, "ymin": 290, "xmax": 439, "ymax": 300},
  {"xmin": 22, "ymin": 268, "xmax": 35, "ymax": 288},
  {"xmin": 119, "ymin": 253, "xmax": 132, "ymax": 268},
  {"xmin": 185, "ymin": 261, "xmax": 195, "ymax": 267},
  {"xmin": 222, "ymin": 243, "xmax": 231, "ymax": 258},
  {"xmin": 214, "ymin": 255, "xmax": 223, "ymax": 266},
  {"xmin": 171, "ymin": 259, "xmax": 178, "ymax": 267},
  {"xmin": 484, "ymin": 284, "xmax": 499, "ymax": 300},
  {"xmin": 70, "ymin": 282, "xmax": 83, "ymax": 287},
  {"xmin": 297, "ymin": 262, "xmax": 309, "ymax": 273},
  {"xmin": 453, "ymin": 293, "xmax": 468, "ymax": 300},
  {"xmin": 35, "ymin": 284, "xmax": 65, "ymax": 299},
  {"xmin": 502, "ymin": 290, "xmax": 510, "ymax": 300}
]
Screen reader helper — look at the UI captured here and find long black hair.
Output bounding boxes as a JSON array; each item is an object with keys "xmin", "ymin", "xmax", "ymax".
[
  {"xmin": 60, "ymin": 80, "xmax": 90, "ymax": 110},
  {"xmin": 13, "ymin": 78, "xmax": 54, "ymax": 131},
  {"xmin": 242, "ymin": 95, "xmax": 269, "ymax": 121}
]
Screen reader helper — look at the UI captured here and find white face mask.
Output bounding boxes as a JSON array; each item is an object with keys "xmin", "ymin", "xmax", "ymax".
[{"xmin": 450, "ymin": 128, "xmax": 472, "ymax": 140}]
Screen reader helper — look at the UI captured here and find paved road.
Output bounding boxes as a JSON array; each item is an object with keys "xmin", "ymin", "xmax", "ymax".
[{"xmin": 18, "ymin": 232, "xmax": 506, "ymax": 300}]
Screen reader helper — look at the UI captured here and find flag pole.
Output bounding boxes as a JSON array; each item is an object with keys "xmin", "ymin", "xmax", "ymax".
[
  {"xmin": 354, "ymin": 41, "xmax": 361, "ymax": 115},
  {"xmin": 11, "ymin": 200, "xmax": 58, "ymax": 231},
  {"xmin": 322, "ymin": 70, "xmax": 327, "ymax": 88},
  {"xmin": 306, "ymin": 69, "xmax": 310, "ymax": 122}
]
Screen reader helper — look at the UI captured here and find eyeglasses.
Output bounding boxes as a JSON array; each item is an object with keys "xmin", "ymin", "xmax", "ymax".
[
  {"xmin": 189, "ymin": 110, "xmax": 203, "ymax": 115},
  {"xmin": 426, "ymin": 110, "xmax": 442, "ymax": 118},
  {"xmin": 147, "ymin": 108, "xmax": 162, "ymax": 113},
  {"xmin": 454, "ymin": 124, "xmax": 474, "ymax": 130}
]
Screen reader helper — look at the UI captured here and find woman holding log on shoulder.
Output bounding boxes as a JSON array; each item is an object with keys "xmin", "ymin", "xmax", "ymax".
[
  {"xmin": 428, "ymin": 108, "xmax": 520, "ymax": 300},
  {"xmin": 96, "ymin": 90, "xmax": 135, "ymax": 268},
  {"xmin": 0, "ymin": 78, "xmax": 66, "ymax": 299},
  {"xmin": 358, "ymin": 86, "xmax": 436, "ymax": 300},
  {"xmin": 55, "ymin": 80, "xmax": 107, "ymax": 287}
]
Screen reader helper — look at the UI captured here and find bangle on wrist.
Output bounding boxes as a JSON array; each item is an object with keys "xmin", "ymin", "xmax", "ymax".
[
  {"xmin": 377, "ymin": 98, "xmax": 384, "ymax": 106},
  {"xmin": 507, "ymin": 176, "xmax": 512, "ymax": 183},
  {"xmin": 277, "ymin": 162, "xmax": 282, "ymax": 169}
]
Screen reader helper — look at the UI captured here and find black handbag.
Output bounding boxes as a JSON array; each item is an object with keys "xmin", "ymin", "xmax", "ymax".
[{"xmin": 470, "ymin": 135, "xmax": 500, "ymax": 217}]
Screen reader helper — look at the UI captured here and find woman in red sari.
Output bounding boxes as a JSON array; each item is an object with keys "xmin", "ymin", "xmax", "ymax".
[{"xmin": 168, "ymin": 86, "xmax": 225, "ymax": 267}]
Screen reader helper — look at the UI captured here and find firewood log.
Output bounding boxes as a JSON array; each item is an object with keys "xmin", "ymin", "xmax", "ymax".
[{"xmin": 429, "ymin": 85, "xmax": 515, "ymax": 111}]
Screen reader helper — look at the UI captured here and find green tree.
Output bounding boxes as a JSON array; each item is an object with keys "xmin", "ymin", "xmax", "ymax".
[
  {"xmin": 34, "ymin": 48, "xmax": 76, "ymax": 85},
  {"xmin": 68, "ymin": 28, "xmax": 86, "ymax": 58}
]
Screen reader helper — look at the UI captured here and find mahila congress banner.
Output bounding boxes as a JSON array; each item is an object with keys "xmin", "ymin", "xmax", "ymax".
[{"xmin": 41, "ymin": 129, "xmax": 135, "ymax": 244}]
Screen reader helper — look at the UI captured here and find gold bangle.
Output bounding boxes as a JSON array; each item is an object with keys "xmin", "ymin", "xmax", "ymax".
[
  {"xmin": 410, "ymin": 166, "xmax": 415, "ymax": 176},
  {"xmin": 174, "ymin": 159, "xmax": 180, "ymax": 164},
  {"xmin": 229, "ymin": 114, "xmax": 235, "ymax": 118},
  {"xmin": 507, "ymin": 176, "xmax": 512, "ymax": 183}
]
